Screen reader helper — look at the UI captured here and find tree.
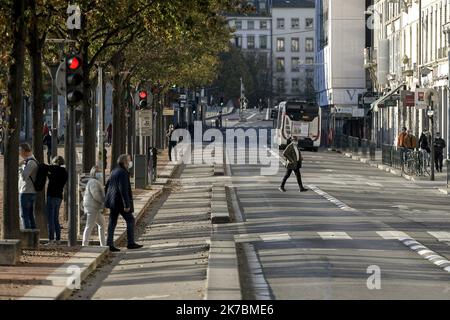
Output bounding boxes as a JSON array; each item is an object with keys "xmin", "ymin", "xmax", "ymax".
[{"xmin": 1, "ymin": 0, "xmax": 28, "ymax": 239}]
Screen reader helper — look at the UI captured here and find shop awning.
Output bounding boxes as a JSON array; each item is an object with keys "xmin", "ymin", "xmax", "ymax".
[{"xmin": 370, "ymin": 83, "xmax": 406, "ymax": 112}]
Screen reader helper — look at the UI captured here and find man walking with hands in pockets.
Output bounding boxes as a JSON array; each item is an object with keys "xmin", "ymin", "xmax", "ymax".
[{"xmin": 279, "ymin": 136, "xmax": 308, "ymax": 193}]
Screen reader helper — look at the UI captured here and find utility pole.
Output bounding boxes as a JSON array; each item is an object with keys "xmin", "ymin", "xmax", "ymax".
[
  {"xmin": 97, "ymin": 65, "xmax": 105, "ymax": 185},
  {"xmin": 444, "ymin": 22, "xmax": 450, "ymax": 161},
  {"xmin": 428, "ymin": 104, "xmax": 435, "ymax": 181}
]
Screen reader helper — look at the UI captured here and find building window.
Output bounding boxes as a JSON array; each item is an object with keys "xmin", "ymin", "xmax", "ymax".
[
  {"xmin": 258, "ymin": 53, "xmax": 268, "ymax": 68},
  {"xmin": 277, "ymin": 38, "xmax": 285, "ymax": 52},
  {"xmin": 291, "ymin": 38, "xmax": 299, "ymax": 52},
  {"xmin": 235, "ymin": 20, "xmax": 242, "ymax": 30},
  {"xmin": 260, "ymin": 20, "xmax": 267, "ymax": 29},
  {"xmin": 277, "ymin": 18, "xmax": 285, "ymax": 29},
  {"xmin": 276, "ymin": 58, "xmax": 285, "ymax": 72},
  {"xmin": 292, "ymin": 78, "xmax": 300, "ymax": 92},
  {"xmin": 305, "ymin": 38, "xmax": 314, "ymax": 52},
  {"xmin": 306, "ymin": 18, "xmax": 314, "ymax": 29},
  {"xmin": 247, "ymin": 35, "xmax": 255, "ymax": 49},
  {"xmin": 260, "ymin": 35, "xmax": 268, "ymax": 49},
  {"xmin": 305, "ymin": 57, "xmax": 314, "ymax": 64},
  {"xmin": 291, "ymin": 58, "xmax": 300, "ymax": 72},
  {"xmin": 291, "ymin": 18, "xmax": 300, "ymax": 29},
  {"xmin": 259, "ymin": 1, "xmax": 267, "ymax": 12},
  {"xmin": 235, "ymin": 35, "xmax": 242, "ymax": 48},
  {"xmin": 277, "ymin": 78, "xmax": 285, "ymax": 92},
  {"xmin": 247, "ymin": 20, "xmax": 254, "ymax": 30}
]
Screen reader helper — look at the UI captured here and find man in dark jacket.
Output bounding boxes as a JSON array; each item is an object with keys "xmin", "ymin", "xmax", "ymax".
[
  {"xmin": 418, "ymin": 130, "xmax": 431, "ymax": 153},
  {"xmin": 433, "ymin": 133, "xmax": 446, "ymax": 172},
  {"xmin": 105, "ymin": 154, "xmax": 143, "ymax": 252},
  {"xmin": 279, "ymin": 136, "xmax": 308, "ymax": 193}
]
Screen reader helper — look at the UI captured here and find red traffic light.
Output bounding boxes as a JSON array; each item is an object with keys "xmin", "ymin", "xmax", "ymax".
[
  {"xmin": 67, "ymin": 56, "xmax": 81, "ymax": 70},
  {"xmin": 139, "ymin": 90, "xmax": 148, "ymax": 99}
]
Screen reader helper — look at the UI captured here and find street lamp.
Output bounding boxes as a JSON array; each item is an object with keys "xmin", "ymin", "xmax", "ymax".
[{"xmin": 443, "ymin": 22, "xmax": 450, "ymax": 161}]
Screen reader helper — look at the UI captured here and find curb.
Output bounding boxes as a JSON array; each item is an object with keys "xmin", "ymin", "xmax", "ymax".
[
  {"xmin": 19, "ymin": 159, "xmax": 180, "ymax": 300},
  {"xmin": 205, "ymin": 234, "xmax": 242, "ymax": 300},
  {"xmin": 211, "ymin": 183, "xmax": 230, "ymax": 224},
  {"xmin": 20, "ymin": 246, "xmax": 109, "ymax": 300},
  {"xmin": 334, "ymin": 150, "xmax": 449, "ymax": 186}
]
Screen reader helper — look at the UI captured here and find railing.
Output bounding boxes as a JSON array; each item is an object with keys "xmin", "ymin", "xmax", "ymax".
[
  {"xmin": 382, "ymin": 144, "xmax": 404, "ymax": 170},
  {"xmin": 348, "ymin": 136, "xmax": 360, "ymax": 154}
]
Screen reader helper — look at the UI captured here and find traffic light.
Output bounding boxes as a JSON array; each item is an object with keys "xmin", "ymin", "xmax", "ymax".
[
  {"xmin": 138, "ymin": 90, "xmax": 148, "ymax": 109},
  {"xmin": 66, "ymin": 54, "xmax": 83, "ymax": 106}
]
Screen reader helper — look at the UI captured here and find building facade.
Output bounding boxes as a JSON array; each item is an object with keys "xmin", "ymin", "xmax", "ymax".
[
  {"xmin": 369, "ymin": 0, "xmax": 449, "ymax": 158},
  {"xmin": 272, "ymin": 0, "xmax": 316, "ymax": 103},
  {"xmin": 315, "ymin": 0, "xmax": 368, "ymax": 142}
]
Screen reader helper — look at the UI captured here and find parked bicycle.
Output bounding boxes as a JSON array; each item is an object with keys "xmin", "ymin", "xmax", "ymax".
[{"xmin": 403, "ymin": 149, "xmax": 430, "ymax": 177}]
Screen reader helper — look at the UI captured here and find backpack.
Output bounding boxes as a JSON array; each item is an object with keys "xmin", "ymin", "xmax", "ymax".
[{"xmin": 27, "ymin": 158, "xmax": 48, "ymax": 192}]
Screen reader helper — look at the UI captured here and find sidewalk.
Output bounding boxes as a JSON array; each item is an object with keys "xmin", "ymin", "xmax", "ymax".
[
  {"xmin": 0, "ymin": 148, "xmax": 180, "ymax": 300},
  {"xmin": 330, "ymin": 147, "xmax": 449, "ymax": 193}
]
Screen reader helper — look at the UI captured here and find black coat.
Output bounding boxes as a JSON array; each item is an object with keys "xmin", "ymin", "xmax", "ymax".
[
  {"xmin": 105, "ymin": 166, "xmax": 134, "ymax": 213},
  {"xmin": 47, "ymin": 165, "xmax": 68, "ymax": 199}
]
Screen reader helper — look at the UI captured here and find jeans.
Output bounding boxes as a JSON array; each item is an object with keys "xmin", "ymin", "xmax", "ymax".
[
  {"xmin": 435, "ymin": 152, "xmax": 444, "ymax": 171},
  {"xmin": 106, "ymin": 209, "xmax": 136, "ymax": 247},
  {"xmin": 19, "ymin": 193, "xmax": 37, "ymax": 229},
  {"xmin": 82, "ymin": 209, "xmax": 106, "ymax": 246},
  {"xmin": 46, "ymin": 196, "xmax": 62, "ymax": 241},
  {"xmin": 281, "ymin": 168, "xmax": 305, "ymax": 190}
]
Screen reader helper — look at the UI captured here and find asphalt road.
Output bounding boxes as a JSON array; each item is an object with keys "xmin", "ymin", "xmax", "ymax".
[{"xmin": 226, "ymin": 109, "xmax": 450, "ymax": 300}]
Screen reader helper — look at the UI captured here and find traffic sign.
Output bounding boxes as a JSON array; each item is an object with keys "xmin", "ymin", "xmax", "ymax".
[{"xmin": 138, "ymin": 109, "xmax": 152, "ymax": 136}]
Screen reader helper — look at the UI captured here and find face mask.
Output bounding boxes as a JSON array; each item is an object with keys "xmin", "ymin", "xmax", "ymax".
[
  {"xmin": 95, "ymin": 172, "xmax": 103, "ymax": 181},
  {"xmin": 128, "ymin": 161, "xmax": 133, "ymax": 170}
]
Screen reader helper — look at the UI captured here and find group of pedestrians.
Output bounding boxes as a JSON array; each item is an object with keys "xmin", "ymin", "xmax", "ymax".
[
  {"xmin": 398, "ymin": 127, "xmax": 447, "ymax": 172},
  {"xmin": 18, "ymin": 141, "xmax": 142, "ymax": 251}
]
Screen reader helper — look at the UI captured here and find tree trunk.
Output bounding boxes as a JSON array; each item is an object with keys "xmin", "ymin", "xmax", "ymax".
[
  {"xmin": 111, "ymin": 53, "xmax": 124, "ymax": 170},
  {"xmin": 82, "ymin": 42, "xmax": 96, "ymax": 173},
  {"xmin": 2, "ymin": 0, "xmax": 27, "ymax": 239},
  {"xmin": 28, "ymin": 0, "xmax": 48, "ymax": 238}
]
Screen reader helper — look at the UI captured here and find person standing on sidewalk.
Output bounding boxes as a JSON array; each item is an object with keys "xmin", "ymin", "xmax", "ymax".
[
  {"xmin": 43, "ymin": 131, "xmax": 52, "ymax": 164},
  {"xmin": 45, "ymin": 156, "xmax": 67, "ymax": 245},
  {"xmin": 279, "ymin": 136, "xmax": 308, "ymax": 193},
  {"xmin": 404, "ymin": 130, "xmax": 418, "ymax": 151},
  {"xmin": 105, "ymin": 154, "xmax": 143, "ymax": 252},
  {"xmin": 433, "ymin": 133, "xmax": 446, "ymax": 173},
  {"xmin": 166, "ymin": 124, "xmax": 176, "ymax": 161},
  {"xmin": 419, "ymin": 130, "xmax": 431, "ymax": 153},
  {"xmin": 18, "ymin": 143, "xmax": 38, "ymax": 229},
  {"xmin": 82, "ymin": 165, "xmax": 106, "ymax": 247}
]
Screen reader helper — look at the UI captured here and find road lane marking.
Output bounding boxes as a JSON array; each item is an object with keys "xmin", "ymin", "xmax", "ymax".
[
  {"xmin": 318, "ymin": 232, "xmax": 352, "ymax": 240},
  {"xmin": 246, "ymin": 113, "xmax": 257, "ymax": 120},
  {"xmin": 376, "ymin": 231, "xmax": 410, "ymax": 240},
  {"xmin": 427, "ymin": 231, "xmax": 450, "ymax": 242},
  {"xmin": 307, "ymin": 185, "xmax": 356, "ymax": 212},
  {"xmin": 367, "ymin": 182, "xmax": 383, "ymax": 187},
  {"xmin": 399, "ymin": 237, "xmax": 450, "ymax": 273},
  {"xmin": 260, "ymin": 233, "xmax": 291, "ymax": 242},
  {"xmin": 150, "ymin": 242, "xmax": 180, "ymax": 248}
]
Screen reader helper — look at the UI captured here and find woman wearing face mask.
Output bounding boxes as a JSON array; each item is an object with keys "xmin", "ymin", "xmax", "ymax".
[{"xmin": 82, "ymin": 165, "xmax": 106, "ymax": 246}]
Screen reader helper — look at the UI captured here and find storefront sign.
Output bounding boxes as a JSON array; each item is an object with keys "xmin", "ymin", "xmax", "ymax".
[
  {"xmin": 402, "ymin": 91, "xmax": 415, "ymax": 107},
  {"xmin": 415, "ymin": 89, "xmax": 428, "ymax": 109}
]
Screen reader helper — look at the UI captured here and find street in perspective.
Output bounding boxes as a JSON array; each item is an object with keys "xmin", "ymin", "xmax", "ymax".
[{"xmin": 1, "ymin": 0, "xmax": 450, "ymax": 309}]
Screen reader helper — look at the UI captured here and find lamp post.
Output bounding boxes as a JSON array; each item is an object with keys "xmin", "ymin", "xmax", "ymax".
[
  {"xmin": 443, "ymin": 22, "xmax": 450, "ymax": 161},
  {"xmin": 428, "ymin": 106, "xmax": 435, "ymax": 181}
]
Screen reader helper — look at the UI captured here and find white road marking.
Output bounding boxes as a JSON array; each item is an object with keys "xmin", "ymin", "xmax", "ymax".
[
  {"xmin": 427, "ymin": 231, "xmax": 450, "ymax": 242},
  {"xmin": 150, "ymin": 242, "xmax": 180, "ymax": 248},
  {"xmin": 308, "ymin": 185, "xmax": 356, "ymax": 212},
  {"xmin": 399, "ymin": 237, "xmax": 450, "ymax": 273},
  {"xmin": 318, "ymin": 232, "xmax": 352, "ymax": 240},
  {"xmin": 376, "ymin": 231, "xmax": 410, "ymax": 240},
  {"xmin": 260, "ymin": 233, "xmax": 291, "ymax": 242},
  {"xmin": 367, "ymin": 182, "xmax": 383, "ymax": 187},
  {"xmin": 246, "ymin": 113, "xmax": 257, "ymax": 120}
]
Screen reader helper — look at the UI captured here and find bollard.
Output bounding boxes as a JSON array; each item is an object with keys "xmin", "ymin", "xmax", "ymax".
[{"xmin": 369, "ymin": 141, "xmax": 376, "ymax": 161}]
